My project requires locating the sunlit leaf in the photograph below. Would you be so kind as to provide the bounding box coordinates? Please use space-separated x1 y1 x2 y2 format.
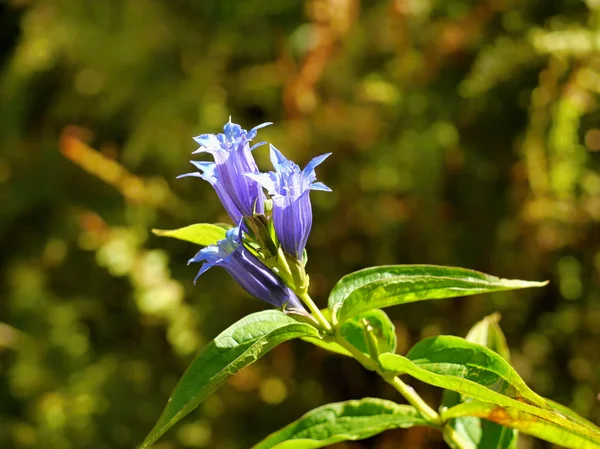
152 223 229 246
442 401 517 449
405 336 548 409
251 398 429 449
339 309 396 355
442 401 600 449
328 265 547 322
441 315 517 448
141 310 319 449
464 313 511 362
379 336 600 439
544 398 600 436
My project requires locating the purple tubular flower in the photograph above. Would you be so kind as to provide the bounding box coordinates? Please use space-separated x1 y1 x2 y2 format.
178 119 271 224
189 227 306 311
246 145 332 260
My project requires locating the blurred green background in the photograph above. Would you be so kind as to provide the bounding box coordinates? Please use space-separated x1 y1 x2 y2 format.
1 1 599 448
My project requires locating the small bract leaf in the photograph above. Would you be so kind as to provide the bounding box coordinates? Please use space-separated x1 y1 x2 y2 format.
464 313 511 362
141 310 319 449
152 223 228 246
303 309 396 358
327 265 547 322
339 309 396 356
442 401 600 449
251 398 429 449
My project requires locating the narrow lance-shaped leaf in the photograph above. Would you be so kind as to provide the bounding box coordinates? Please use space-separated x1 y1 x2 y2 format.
442 401 600 449
405 335 549 410
152 223 229 246
141 310 319 449
543 397 600 436
252 398 430 449
441 315 517 449
464 313 511 362
445 416 517 449
328 265 547 322
379 336 600 439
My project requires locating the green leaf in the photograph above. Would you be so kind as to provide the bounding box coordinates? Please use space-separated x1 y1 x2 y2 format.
152 223 229 246
441 315 517 448
405 335 549 410
251 398 430 449
339 309 396 355
442 401 600 449
444 414 481 449
442 401 517 449
477 421 518 449
141 310 319 449
379 336 600 439
328 265 547 322
303 309 396 358
544 398 600 436
464 313 511 362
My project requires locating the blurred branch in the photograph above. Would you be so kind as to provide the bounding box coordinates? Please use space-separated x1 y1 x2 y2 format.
523 57 565 198
284 0 358 117
0 322 26 352
59 126 188 217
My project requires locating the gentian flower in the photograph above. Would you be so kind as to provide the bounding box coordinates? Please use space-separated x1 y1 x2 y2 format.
178 119 271 224
246 145 331 260
189 227 306 312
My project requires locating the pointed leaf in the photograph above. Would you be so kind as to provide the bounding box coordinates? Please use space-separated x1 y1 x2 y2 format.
441 315 517 448
405 336 549 409
152 223 229 246
141 310 319 449
328 265 547 322
464 313 511 362
251 398 429 449
339 309 397 356
444 414 481 449
379 337 600 439
477 422 518 449
544 398 600 436
442 401 600 449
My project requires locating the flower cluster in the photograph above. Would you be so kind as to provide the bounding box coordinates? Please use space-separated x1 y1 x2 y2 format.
180 119 330 313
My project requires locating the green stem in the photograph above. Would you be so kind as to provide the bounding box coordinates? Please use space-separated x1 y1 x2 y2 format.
386 375 441 425
443 424 474 449
299 292 332 333
332 331 379 371
330 330 473 449
296 293 472 449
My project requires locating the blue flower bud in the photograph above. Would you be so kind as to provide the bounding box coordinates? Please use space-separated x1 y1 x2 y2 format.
246 145 331 260
189 227 306 312
179 118 271 224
